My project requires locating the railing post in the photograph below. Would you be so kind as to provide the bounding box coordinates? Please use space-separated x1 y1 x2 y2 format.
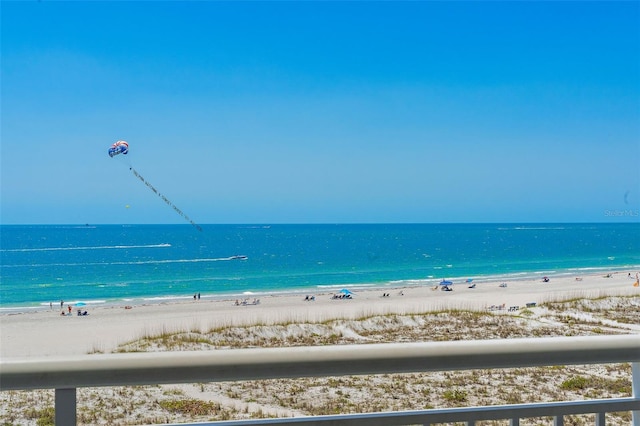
553 415 563 426
595 412 605 426
55 388 76 426
633 362 640 426
509 418 520 426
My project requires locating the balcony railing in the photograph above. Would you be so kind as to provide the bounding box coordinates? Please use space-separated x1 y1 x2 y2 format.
1 335 639 426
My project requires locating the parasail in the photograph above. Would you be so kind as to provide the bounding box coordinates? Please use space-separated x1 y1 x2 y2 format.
108 140 129 157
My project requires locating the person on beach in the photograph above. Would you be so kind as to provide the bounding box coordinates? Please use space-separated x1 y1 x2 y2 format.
60 300 64 309
68 305 72 314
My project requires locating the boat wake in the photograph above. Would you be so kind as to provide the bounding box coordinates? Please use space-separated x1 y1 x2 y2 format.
1 243 172 252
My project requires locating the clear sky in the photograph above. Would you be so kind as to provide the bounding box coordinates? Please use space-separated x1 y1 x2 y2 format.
2 1 639 225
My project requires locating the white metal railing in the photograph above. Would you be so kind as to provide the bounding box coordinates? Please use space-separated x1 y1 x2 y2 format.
1 335 639 426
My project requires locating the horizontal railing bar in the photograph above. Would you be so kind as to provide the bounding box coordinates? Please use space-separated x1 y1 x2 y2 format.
164 398 640 426
2 335 639 390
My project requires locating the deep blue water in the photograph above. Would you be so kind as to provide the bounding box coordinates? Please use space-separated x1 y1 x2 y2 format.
1 223 638 309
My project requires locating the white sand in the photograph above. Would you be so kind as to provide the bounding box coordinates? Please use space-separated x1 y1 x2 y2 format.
1 271 638 359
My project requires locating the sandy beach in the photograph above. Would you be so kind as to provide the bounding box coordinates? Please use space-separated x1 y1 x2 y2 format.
1 271 638 359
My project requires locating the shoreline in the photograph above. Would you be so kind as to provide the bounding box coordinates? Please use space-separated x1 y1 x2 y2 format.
1 270 638 359
0 266 637 314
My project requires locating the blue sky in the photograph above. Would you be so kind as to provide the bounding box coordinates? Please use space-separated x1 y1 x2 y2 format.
2 1 639 224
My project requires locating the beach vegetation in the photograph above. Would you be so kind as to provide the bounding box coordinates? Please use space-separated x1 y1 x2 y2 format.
87 345 104 354
162 387 184 396
504 391 523 405
23 406 54 426
158 398 222 416
611 411 632 423
443 388 468 403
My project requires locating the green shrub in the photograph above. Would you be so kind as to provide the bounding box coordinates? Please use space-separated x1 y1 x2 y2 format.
561 376 589 390
159 398 221 416
443 389 468 403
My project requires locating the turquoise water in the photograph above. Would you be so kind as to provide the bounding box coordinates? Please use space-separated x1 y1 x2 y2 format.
1 223 638 309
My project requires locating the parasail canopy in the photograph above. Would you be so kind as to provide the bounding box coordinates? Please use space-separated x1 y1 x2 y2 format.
108 140 129 157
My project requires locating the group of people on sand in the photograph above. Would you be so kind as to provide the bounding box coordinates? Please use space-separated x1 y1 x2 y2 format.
381 291 404 297
56 300 89 316
59 307 89 316
235 298 260 306
331 293 352 299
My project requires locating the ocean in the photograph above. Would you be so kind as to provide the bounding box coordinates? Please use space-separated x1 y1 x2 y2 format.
1 223 638 311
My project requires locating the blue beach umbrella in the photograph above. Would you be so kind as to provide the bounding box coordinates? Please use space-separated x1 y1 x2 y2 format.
339 289 353 295
440 280 453 286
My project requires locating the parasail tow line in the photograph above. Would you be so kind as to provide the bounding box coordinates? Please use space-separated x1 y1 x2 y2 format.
129 167 203 232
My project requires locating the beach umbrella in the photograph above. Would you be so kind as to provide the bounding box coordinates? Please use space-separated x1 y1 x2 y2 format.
440 280 453 286
339 289 353 295
466 278 474 283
